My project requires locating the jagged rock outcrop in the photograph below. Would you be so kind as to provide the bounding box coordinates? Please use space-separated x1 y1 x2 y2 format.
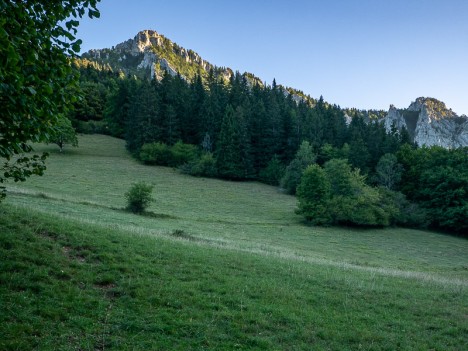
114 29 164 55
384 105 408 131
382 97 468 148
83 29 230 82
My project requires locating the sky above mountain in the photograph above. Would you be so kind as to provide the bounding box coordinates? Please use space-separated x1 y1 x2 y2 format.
76 0 468 115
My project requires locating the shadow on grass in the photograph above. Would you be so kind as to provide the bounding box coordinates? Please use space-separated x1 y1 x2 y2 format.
139 210 178 220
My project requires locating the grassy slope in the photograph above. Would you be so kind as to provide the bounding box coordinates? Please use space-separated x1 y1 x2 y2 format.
1 134 467 350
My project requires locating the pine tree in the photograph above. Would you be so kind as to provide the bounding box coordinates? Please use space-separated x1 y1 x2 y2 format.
348 136 371 174
125 80 160 154
264 87 283 157
216 105 253 180
105 78 133 138
164 104 181 145
248 94 269 171
191 74 206 143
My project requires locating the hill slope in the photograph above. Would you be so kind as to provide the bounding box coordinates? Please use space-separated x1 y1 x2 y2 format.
6 135 468 279
2 134 467 349
0 136 468 350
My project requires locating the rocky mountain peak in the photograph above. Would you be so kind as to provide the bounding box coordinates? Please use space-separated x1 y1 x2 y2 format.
83 29 231 81
81 29 316 105
383 97 468 148
408 97 458 121
116 29 164 55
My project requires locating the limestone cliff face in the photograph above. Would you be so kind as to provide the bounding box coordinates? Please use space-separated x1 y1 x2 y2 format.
384 105 408 131
382 97 468 148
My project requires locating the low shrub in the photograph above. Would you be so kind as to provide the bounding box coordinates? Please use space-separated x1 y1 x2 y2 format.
125 182 154 214
179 152 218 177
170 141 199 167
377 187 428 228
75 120 109 135
140 141 199 167
139 142 172 166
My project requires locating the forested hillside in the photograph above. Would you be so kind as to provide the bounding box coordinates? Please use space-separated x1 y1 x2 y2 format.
69 60 467 234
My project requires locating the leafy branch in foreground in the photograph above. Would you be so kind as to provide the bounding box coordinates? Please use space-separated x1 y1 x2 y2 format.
0 0 100 200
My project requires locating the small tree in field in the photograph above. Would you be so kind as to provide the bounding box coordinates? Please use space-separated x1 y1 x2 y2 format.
125 182 153 214
50 118 78 152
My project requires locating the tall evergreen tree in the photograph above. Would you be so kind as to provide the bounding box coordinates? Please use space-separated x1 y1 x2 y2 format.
216 105 253 180
125 80 160 153
191 74 206 143
164 104 181 145
247 86 269 172
348 136 371 174
105 77 133 138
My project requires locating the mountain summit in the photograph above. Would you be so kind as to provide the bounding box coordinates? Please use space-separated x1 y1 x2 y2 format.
81 29 310 103
383 97 468 148
83 29 249 83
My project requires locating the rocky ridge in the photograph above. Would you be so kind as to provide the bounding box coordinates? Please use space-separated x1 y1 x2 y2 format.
383 97 468 148
82 29 312 105
84 29 215 80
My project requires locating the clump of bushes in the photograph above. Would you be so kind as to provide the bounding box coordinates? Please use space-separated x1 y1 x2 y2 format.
296 159 427 228
179 152 218 178
139 142 172 166
281 141 316 194
125 181 154 214
139 141 198 167
75 120 109 135
139 141 219 178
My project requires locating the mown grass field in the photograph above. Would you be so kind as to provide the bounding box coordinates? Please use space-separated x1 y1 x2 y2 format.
1 134 467 350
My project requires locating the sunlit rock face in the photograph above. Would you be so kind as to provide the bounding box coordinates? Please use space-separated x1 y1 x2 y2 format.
383 97 468 148
84 30 226 80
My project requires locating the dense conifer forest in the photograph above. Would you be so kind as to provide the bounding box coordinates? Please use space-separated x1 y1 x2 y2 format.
69 61 467 234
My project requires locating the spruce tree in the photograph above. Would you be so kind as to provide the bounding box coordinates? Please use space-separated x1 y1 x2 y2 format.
216 105 252 180
125 80 160 154
105 78 132 138
349 136 371 174
191 74 206 143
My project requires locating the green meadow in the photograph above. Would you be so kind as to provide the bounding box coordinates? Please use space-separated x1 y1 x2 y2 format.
1 134 467 350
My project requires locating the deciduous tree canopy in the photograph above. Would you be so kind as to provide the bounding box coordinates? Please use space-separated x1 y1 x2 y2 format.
0 0 100 198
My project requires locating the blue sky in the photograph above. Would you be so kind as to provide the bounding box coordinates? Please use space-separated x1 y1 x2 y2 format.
76 0 468 114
